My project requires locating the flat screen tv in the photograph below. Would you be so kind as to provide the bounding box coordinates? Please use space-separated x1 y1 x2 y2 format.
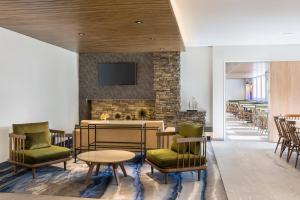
98 63 137 86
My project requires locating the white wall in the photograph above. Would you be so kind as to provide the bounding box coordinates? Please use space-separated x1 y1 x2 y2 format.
180 47 212 124
225 79 245 101
0 27 78 162
213 45 300 140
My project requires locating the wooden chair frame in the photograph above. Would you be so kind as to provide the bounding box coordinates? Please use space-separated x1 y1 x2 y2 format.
8 129 71 178
145 131 207 184
278 118 293 161
280 114 300 163
274 116 284 153
286 121 300 167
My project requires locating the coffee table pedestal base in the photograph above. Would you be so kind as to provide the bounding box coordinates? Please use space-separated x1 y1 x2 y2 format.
85 162 127 185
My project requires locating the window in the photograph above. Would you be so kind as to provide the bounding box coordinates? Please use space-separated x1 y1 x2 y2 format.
261 75 266 99
252 74 267 101
252 78 257 99
257 76 262 99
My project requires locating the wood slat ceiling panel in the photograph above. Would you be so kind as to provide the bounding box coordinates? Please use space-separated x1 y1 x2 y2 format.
0 0 184 52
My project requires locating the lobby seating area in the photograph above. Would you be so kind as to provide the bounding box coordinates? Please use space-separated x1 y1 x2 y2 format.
2 120 213 199
2 1 300 200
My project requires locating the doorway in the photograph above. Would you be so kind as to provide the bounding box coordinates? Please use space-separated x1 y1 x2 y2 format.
225 62 269 141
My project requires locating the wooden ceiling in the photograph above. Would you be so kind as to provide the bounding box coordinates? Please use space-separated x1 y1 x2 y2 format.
0 0 184 53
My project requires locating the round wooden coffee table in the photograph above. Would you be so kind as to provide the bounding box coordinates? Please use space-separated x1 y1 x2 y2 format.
78 150 135 185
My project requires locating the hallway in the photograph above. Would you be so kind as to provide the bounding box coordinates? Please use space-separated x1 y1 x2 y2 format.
225 113 268 142
212 113 300 200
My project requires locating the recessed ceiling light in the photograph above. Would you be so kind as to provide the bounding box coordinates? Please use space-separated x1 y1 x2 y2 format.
135 20 143 24
78 33 85 36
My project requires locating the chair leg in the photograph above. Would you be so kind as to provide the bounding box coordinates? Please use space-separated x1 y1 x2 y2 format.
164 173 168 184
197 170 201 181
274 137 281 153
287 145 293 162
288 146 294 162
32 168 36 179
280 142 286 158
295 148 300 168
64 161 67 171
151 166 154 175
13 165 17 174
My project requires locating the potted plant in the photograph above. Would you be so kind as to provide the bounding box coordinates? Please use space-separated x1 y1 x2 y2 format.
114 112 122 120
100 112 110 120
138 108 149 120
125 114 132 120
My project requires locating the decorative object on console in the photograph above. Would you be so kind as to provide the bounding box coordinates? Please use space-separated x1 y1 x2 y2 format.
125 114 132 120
138 108 149 120
188 96 199 111
114 112 122 120
100 112 110 120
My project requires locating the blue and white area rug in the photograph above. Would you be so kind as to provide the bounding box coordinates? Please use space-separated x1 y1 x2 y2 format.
0 143 226 200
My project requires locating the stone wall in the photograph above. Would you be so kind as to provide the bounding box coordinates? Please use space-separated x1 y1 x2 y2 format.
79 51 206 127
153 52 181 126
91 99 155 120
79 53 155 120
176 110 206 126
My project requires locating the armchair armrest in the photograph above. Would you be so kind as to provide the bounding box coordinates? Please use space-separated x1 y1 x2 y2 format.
156 131 178 136
49 129 66 147
9 133 26 163
49 129 65 134
156 131 178 149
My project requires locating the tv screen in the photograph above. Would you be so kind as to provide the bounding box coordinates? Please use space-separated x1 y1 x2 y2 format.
98 63 137 86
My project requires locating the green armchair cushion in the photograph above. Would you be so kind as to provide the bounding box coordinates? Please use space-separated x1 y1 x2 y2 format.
25 132 51 150
171 134 188 153
13 122 51 147
146 149 206 169
179 123 203 137
19 145 71 164
179 123 203 155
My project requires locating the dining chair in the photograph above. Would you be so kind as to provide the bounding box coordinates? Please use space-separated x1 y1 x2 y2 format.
286 121 300 167
274 116 284 153
278 118 292 161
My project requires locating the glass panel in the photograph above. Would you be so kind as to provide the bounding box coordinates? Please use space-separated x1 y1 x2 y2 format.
252 78 257 99
261 75 266 99
257 76 262 99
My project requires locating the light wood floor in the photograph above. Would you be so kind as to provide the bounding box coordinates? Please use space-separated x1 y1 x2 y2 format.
212 114 300 200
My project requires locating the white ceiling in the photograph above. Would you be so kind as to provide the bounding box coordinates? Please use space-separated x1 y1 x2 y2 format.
171 0 300 46
226 62 269 79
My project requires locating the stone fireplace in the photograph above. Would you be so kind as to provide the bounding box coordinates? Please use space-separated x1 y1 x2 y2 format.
79 52 206 127
90 99 155 120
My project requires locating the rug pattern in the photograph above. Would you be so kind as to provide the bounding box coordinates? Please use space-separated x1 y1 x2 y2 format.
0 145 219 200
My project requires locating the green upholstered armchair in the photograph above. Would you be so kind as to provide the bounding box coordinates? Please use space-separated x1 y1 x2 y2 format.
145 123 207 184
9 122 71 178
